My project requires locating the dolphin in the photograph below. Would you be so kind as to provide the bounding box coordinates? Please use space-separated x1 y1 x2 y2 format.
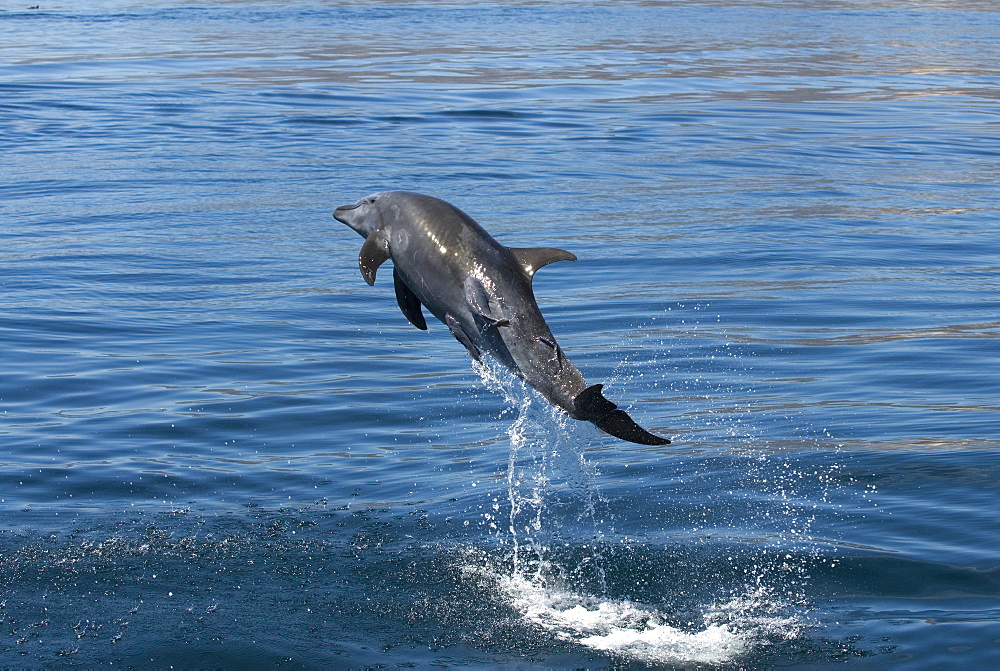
333 191 670 446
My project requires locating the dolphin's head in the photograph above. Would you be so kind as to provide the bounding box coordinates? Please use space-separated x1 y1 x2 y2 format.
333 192 385 238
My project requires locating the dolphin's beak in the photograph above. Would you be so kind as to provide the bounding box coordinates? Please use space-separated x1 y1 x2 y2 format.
332 202 359 224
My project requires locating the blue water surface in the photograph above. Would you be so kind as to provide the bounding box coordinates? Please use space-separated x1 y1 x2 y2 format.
2 1 998 667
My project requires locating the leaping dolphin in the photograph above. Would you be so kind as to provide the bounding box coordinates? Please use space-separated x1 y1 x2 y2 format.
333 191 670 446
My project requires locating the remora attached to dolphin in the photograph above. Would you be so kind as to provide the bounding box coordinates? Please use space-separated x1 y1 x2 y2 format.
333 191 670 446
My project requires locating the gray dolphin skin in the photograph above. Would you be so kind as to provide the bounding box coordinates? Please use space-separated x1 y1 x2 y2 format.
333 191 670 446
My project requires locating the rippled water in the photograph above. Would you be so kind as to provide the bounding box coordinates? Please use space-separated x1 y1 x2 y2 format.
2 1 999 667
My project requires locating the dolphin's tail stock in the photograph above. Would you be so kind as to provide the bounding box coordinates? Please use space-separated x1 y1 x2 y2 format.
573 384 670 446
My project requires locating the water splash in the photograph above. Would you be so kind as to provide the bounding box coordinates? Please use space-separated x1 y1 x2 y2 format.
473 358 603 580
468 358 806 665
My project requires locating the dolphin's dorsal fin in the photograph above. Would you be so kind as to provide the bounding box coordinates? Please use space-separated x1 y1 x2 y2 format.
509 247 577 279
359 228 391 285
393 268 427 330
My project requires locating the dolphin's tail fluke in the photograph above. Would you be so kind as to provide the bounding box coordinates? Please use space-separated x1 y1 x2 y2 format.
573 384 670 446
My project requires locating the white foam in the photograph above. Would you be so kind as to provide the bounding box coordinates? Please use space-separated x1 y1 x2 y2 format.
579 624 744 665
495 571 798 665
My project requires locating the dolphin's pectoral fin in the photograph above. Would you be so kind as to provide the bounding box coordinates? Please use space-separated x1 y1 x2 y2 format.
509 247 577 280
574 384 671 446
358 228 391 286
464 277 509 331
393 269 427 330
445 314 481 361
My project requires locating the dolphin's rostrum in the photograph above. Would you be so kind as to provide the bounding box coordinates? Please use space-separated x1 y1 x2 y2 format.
333 191 670 446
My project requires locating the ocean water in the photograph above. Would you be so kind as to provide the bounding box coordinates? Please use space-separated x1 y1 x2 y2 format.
2 0 998 667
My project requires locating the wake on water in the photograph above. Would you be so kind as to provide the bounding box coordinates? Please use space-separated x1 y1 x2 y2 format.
463 359 808 666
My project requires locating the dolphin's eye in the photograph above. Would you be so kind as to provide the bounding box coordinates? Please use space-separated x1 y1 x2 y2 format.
367 197 377 204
